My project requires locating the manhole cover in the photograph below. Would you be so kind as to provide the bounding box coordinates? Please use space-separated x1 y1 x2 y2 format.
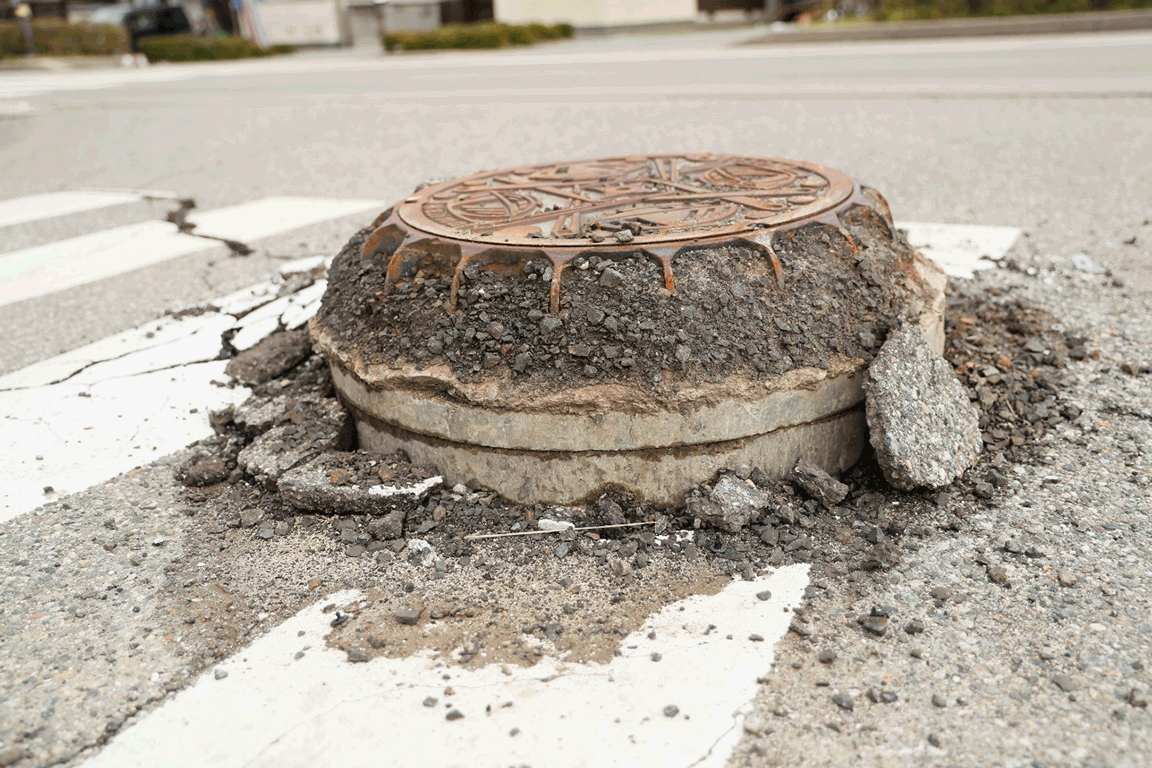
397 154 854 247
312 154 946 505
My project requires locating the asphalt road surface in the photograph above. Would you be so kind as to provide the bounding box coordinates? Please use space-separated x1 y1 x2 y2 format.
1 27 1150 768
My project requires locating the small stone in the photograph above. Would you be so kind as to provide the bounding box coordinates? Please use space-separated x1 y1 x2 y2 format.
599 267 625 287
987 565 1009 585
240 508 264 528
699 476 770 533
818 649 837 664
858 614 888 636
790 456 849 507
651 652 662 662
931 693 947 708
175 452 230 487
225 329 312 385
663 704 680 718
789 619 812 638
1052 674 1078 692
928 733 942 748
743 714 769 735
446 709 464 721
864 323 982 489
423 696 438 707
214 668 229 680
749 633 765 642
347 646 371 663
831 693 854 711
756 589 772 601
1057 570 1078 587
394 608 422 626
929 586 953 602
609 557 631 576
1127 688 1147 708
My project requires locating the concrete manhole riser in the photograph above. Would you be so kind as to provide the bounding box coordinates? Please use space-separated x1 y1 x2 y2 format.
312 153 946 505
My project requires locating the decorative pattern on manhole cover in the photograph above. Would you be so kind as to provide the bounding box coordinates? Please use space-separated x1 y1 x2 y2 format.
396 154 855 247
360 153 891 313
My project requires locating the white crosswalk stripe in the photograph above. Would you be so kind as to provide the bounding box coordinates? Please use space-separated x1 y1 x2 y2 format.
0 190 143 228
0 191 385 521
0 196 382 309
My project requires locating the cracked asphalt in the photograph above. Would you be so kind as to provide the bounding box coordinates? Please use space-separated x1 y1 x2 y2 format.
1 27 1150 767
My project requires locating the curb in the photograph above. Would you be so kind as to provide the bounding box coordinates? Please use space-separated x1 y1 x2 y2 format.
742 9 1152 45
0 55 123 72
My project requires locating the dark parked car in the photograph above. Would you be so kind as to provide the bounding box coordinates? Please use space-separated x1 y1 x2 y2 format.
123 5 192 51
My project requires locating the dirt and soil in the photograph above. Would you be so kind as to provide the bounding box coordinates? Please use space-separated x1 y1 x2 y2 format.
314 204 932 394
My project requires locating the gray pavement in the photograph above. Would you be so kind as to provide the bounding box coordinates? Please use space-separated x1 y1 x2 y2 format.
1 28 1150 768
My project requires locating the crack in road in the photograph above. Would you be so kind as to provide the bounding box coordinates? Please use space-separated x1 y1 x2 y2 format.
0 330 225 392
162 196 254 257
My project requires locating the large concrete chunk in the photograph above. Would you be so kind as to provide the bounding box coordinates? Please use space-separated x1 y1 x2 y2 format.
791 456 849 508
237 398 354 484
278 451 442 531
697 475 771 533
865 324 982 490
225 329 311 386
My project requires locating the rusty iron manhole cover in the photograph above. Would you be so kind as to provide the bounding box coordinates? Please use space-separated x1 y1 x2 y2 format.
312 153 944 506
362 154 884 313
397 154 855 246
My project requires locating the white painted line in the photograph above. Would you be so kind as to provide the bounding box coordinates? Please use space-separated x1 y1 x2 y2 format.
368 475 442 499
187 197 384 243
897 221 1021 279
229 279 326 351
0 190 143 228
213 281 281 316
0 312 234 391
84 566 808 768
0 348 249 523
0 221 215 309
0 197 379 309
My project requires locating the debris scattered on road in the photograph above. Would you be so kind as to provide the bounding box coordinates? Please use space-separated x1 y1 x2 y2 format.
790 457 849 507
224 329 312 386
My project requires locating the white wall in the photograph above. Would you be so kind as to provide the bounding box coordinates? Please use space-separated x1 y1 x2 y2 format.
258 0 344 45
383 2 441 32
494 0 698 28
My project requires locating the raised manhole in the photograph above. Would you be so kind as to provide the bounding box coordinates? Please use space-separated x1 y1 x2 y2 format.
311 153 945 505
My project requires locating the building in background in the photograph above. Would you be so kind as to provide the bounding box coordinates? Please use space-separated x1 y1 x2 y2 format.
258 0 344 45
494 0 697 29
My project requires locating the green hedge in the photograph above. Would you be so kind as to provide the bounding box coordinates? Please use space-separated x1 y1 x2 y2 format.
872 0 1152 21
137 35 295 62
384 22 573 52
0 20 128 58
